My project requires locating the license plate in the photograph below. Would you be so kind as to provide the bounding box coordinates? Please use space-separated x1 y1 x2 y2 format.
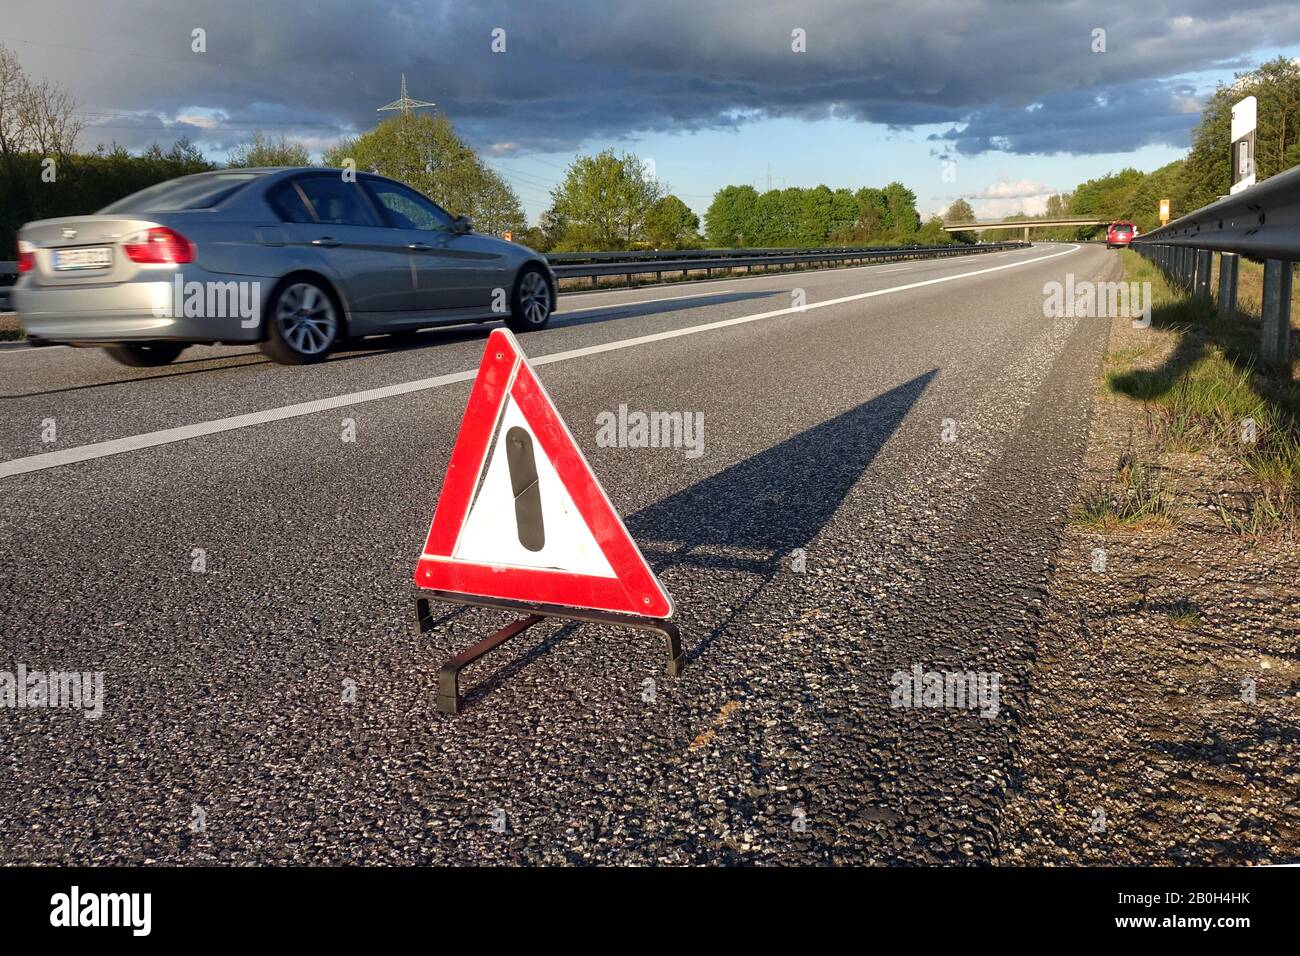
53 247 112 271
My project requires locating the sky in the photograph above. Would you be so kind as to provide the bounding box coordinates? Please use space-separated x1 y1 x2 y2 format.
5 0 1300 224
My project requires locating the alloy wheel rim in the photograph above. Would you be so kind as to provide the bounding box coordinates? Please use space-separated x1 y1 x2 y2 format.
519 271 551 325
275 283 337 355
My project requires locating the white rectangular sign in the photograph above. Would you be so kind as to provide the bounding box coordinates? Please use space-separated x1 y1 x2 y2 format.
1230 95 1257 195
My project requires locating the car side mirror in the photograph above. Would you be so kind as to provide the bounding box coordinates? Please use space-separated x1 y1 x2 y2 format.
451 215 472 235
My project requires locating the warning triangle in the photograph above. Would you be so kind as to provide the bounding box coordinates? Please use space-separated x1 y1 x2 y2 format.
414 329 674 619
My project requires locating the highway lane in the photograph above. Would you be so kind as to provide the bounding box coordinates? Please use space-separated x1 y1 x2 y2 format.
0 242 1114 863
0 243 1054 462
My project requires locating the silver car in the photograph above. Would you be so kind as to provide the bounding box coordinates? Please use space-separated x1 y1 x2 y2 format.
13 168 557 366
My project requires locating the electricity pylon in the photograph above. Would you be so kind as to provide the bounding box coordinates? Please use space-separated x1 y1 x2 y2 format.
377 75 437 117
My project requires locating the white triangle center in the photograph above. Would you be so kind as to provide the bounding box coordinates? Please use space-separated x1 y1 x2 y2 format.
451 394 617 578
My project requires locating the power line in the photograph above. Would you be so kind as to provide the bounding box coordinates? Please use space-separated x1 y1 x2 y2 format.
487 164 557 191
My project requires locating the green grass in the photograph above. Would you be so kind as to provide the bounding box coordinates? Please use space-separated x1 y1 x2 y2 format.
1164 599 1202 630
1106 251 1300 526
1216 490 1296 539
1071 447 1178 530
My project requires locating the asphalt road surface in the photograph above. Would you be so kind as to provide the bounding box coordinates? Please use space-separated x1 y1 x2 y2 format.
1 242 1115 864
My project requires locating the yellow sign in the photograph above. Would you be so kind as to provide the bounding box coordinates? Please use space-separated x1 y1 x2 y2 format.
1158 199 1170 225
503 231 514 242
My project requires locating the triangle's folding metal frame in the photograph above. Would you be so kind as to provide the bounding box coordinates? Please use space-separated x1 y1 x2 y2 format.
413 590 685 715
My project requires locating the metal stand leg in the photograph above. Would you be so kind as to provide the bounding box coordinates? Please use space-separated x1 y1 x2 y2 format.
435 614 544 714
414 591 686 714
658 620 685 677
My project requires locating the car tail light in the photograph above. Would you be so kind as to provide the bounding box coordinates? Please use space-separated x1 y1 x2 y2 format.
123 227 194 264
16 240 34 273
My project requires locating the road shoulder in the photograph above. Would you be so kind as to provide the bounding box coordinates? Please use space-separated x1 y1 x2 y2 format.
1001 255 1300 865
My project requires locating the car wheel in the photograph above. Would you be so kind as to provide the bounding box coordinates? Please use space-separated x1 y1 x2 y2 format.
260 278 340 365
505 266 553 333
104 342 186 367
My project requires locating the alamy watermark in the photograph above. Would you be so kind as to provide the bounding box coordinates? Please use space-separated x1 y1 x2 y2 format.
596 404 704 459
1043 275 1151 327
889 664 1000 718
1 664 104 720
50 886 150 936
151 274 261 328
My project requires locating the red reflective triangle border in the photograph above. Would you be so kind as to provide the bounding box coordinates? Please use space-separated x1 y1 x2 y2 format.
414 328 673 619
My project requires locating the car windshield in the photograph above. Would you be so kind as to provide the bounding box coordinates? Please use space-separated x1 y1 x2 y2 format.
99 173 261 213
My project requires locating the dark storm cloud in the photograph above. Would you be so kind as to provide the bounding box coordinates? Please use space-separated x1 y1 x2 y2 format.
933 79 1206 155
4 0 1297 155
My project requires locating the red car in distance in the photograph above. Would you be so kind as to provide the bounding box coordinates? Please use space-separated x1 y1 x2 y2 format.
1106 220 1138 248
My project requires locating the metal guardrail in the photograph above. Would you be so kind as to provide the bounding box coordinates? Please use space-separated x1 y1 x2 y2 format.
1132 165 1300 367
547 243 966 263
545 241 1030 285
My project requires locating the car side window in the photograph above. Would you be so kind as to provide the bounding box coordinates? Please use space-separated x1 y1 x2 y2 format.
295 177 379 227
366 179 454 232
267 182 315 223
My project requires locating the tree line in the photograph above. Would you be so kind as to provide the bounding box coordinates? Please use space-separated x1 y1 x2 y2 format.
702 181 949 248
527 157 961 252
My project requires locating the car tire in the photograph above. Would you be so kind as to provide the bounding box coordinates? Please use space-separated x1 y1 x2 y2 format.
505 265 554 333
104 342 186 367
260 278 341 365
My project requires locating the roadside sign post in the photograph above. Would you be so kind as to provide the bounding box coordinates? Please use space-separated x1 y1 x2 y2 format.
1230 96 1257 195
1159 198 1170 226
412 328 683 714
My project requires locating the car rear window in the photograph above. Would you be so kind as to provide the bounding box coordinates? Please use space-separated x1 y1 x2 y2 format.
1112 223 1134 234
267 181 315 223
294 177 378 226
99 173 261 213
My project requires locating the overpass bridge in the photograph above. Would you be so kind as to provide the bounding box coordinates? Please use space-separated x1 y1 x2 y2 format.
943 218 1108 241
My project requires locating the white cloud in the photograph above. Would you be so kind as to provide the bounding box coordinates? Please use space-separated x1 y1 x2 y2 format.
958 179 1058 218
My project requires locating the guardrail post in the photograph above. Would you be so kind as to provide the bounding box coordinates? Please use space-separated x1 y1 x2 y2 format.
1260 259 1293 368
1217 253 1239 316
1194 249 1213 298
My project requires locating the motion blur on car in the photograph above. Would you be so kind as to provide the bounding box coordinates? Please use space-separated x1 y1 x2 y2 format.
12 168 557 366
1106 220 1138 249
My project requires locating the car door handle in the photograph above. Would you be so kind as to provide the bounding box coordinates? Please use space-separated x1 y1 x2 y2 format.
311 237 340 247
407 242 431 251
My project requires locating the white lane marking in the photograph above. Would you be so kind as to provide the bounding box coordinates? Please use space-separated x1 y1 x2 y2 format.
0 244 1082 478
0 344 69 357
558 289 736 315
875 267 911 274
